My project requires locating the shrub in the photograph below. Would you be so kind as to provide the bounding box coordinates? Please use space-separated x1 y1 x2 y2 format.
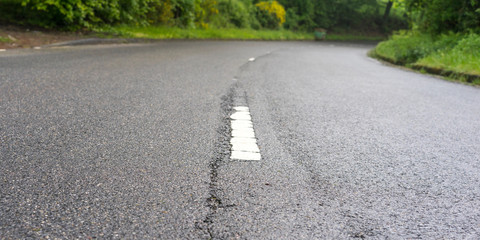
146 0 175 25
194 0 219 29
283 8 299 30
213 0 251 28
171 0 195 28
255 1 285 29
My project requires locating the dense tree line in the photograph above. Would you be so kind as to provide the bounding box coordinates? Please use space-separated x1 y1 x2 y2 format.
1 0 478 34
398 0 480 33
0 0 408 33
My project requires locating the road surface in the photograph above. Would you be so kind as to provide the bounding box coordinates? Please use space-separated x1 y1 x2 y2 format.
1 41 480 239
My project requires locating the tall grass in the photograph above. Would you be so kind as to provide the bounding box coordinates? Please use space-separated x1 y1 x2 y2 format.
417 33 480 75
374 31 480 78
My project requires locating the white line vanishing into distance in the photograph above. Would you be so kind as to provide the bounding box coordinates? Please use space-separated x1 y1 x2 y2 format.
230 106 261 161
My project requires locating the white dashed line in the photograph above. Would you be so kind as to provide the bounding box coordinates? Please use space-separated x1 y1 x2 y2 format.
234 106 249 111
230 106 261 161
232 142 260 152
231 151 261 161
248 58 256 62
231 121 253 129
230 112 252 121
230 137 257 144
232 129 255 138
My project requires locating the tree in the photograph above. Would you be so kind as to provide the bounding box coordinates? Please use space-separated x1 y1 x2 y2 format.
383 0 394 22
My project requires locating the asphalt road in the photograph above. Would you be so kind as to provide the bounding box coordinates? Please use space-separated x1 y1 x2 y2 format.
1 41 479 239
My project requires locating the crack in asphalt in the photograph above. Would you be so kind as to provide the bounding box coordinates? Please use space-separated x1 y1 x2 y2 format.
196 84 236 239
197 54 270 239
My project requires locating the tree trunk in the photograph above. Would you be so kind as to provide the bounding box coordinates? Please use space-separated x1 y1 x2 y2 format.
383 0 394 22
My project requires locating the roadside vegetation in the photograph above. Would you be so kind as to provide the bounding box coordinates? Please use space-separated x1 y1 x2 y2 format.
0 36 13 43
0 0 405 41
371 0 480 84
101 25 385 41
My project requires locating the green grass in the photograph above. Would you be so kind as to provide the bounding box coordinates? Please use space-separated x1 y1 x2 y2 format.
0 36 12 43
373 31 480 82
98 25 385 42
101 25 313 40
326 33 385 41
416 33 480 76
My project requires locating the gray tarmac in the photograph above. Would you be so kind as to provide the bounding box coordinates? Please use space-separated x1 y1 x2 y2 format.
1 41 479 239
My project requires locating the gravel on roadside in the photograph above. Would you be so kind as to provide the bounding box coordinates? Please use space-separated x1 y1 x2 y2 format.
0 25 88 50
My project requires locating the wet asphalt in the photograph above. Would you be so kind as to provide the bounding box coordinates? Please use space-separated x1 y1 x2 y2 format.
1 41 479 239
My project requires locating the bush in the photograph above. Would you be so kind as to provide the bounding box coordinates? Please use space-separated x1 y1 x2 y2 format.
283 8 299 30
213 0 251 28
194 0 218 29
16 0 155 30
146 0 175 25
255 1 285 29
171 0 195 28
3 0 199 30
406 0 480 34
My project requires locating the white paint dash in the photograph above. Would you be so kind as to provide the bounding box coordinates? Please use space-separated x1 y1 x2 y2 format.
230 105 261 161
232 129 255 138
233 106 249 112
230 137 257 144
231 121 253 129
231 151 261 161
230 112 251 121
232 142 260 152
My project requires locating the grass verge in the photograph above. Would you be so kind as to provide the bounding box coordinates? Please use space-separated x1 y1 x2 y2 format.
100 25 313 40
0 36 12 43
372 31 480 85
97 25 386 42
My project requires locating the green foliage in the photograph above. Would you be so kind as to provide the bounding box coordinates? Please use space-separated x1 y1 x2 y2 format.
17 0 149 29
283 8 299 30
145 0 175 25
214 0 252 28
255 1 286 29
402 0 480 33
277 0 315 30
375 31 480 76
0 36 13 43
194 0 218 28
171 0 195 28
375 31 460 64
1 0 410 34
417 33 480 75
